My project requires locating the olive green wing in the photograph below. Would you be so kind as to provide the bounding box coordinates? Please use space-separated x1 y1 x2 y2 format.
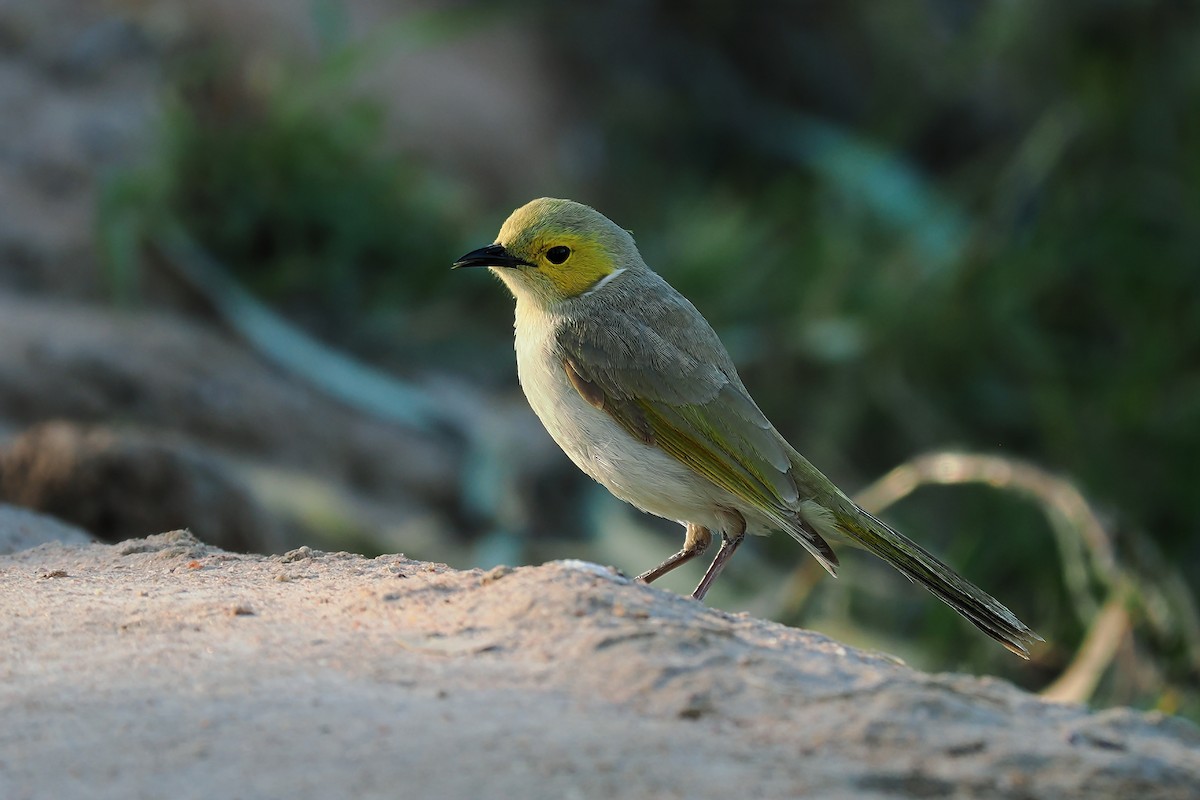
557 288 839 574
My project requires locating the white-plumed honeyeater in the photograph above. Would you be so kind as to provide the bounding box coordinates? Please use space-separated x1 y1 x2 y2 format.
454 197 1041 658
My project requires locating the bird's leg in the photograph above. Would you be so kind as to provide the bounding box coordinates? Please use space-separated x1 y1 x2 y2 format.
691 510 748 601
690 533 746 601
636 523 712 584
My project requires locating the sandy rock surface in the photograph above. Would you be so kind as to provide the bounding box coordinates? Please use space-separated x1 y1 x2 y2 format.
2 527 1197 800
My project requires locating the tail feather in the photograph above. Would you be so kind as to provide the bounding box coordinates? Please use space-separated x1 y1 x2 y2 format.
833 504 1043 659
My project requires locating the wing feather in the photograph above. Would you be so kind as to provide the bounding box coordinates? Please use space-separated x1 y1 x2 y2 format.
556 280 836 572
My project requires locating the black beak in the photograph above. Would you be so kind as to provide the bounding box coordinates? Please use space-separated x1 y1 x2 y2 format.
451 243 532 270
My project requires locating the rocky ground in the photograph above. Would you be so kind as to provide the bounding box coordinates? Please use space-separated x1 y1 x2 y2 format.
2 518 1198 800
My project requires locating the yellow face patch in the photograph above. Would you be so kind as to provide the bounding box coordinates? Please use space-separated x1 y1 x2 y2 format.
519 232 618 299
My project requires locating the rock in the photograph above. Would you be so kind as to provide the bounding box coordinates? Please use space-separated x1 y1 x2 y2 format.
0 533 1196 799
0 294 459 504
0 421 279 552
0 502 92 554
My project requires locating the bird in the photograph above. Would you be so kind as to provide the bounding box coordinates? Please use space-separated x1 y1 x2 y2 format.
453 197 1042 658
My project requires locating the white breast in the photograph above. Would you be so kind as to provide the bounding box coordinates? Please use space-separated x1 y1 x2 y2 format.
512 300 732 531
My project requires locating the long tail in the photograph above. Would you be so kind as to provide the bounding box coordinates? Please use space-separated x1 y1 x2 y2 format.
830 501 1043 658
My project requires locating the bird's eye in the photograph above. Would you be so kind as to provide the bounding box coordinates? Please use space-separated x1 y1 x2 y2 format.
546 246 571 265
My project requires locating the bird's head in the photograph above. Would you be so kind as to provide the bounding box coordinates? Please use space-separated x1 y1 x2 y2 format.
453 198 640 307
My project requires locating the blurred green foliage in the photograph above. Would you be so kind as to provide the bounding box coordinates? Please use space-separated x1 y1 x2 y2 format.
101 0 1200 715
100 3 509 371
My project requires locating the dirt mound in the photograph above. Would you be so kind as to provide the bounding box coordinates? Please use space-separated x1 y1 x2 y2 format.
2 528 1196 800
